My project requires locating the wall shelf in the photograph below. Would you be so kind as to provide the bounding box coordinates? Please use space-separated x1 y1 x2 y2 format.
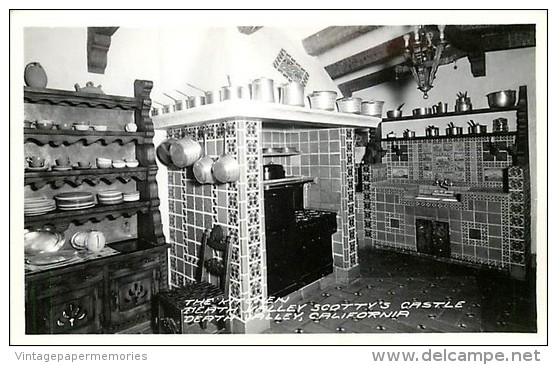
381 105 519 123
153 99 381 130
24 167 151 188
24 129 148 146
24 200 151 229
381 131 517 142
262 152 301 157
24 86 138 110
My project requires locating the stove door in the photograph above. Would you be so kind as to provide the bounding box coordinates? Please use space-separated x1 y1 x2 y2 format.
264 186 295 232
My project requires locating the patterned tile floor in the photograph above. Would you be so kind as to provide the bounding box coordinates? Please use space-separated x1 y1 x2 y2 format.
263 248 537 334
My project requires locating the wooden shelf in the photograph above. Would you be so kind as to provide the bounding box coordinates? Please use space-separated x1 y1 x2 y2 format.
24 86 139 110
381 106 519 123
24 129 147 146
24 167 152 188
381 131 517 142
262 152 301 157
24 201 151 229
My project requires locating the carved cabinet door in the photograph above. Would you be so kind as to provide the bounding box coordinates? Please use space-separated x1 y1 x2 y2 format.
26 284 102 334
107 260 160 332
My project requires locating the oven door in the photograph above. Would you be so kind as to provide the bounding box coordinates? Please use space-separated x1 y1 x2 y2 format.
264 186 295 232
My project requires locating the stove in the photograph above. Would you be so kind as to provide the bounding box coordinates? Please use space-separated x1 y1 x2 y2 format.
295 209 337 226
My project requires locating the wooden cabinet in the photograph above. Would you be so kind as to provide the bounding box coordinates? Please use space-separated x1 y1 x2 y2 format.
26 267 104 334
23 81 167 334
106 253 162 333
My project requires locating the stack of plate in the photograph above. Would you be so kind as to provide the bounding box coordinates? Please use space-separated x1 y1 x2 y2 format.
54 192 95 210
123 191 140 202
24 197 56 216
97 190 123 205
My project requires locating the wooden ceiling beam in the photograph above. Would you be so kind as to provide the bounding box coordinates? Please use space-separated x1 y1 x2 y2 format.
325 34 405 80
302 26 381 56
337 65 400 97
237 26 263 35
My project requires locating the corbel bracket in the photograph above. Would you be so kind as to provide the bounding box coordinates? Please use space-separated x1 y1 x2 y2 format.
87 27 119 74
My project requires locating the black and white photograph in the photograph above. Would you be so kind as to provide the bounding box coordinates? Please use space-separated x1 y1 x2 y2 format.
9 8 548 354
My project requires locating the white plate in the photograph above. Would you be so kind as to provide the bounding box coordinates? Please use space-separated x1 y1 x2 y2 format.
122 197 140 202
99 199 123 205
26 166 49 172
54 192 94 201
52 166 72 171
25 201 56 208
25 206 56 213
57 202 96 210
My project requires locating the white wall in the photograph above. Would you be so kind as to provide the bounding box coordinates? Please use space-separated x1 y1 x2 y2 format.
354 47 539 253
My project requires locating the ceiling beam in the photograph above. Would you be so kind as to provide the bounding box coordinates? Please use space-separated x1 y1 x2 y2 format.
325 34 406 80
338 65 400 97
237 26 263 35
302 26 381 56
338 48 469 96
332 24 536 93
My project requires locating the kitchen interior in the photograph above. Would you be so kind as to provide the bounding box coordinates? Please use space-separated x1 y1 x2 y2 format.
15 12 545 341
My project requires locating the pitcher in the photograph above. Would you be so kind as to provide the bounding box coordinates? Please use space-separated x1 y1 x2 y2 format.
278 82 305 107
251 77 275 102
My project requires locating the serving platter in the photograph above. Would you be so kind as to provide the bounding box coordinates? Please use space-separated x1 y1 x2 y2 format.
25 250 79 266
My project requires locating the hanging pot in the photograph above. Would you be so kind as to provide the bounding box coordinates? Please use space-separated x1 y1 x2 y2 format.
24 62 48 88
193 129 216 184
169 135 202 168
212 126 240 183
156 138 178 167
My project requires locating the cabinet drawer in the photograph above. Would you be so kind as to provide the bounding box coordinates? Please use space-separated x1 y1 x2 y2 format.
26 283 102 334
108 254 160 277
26 267 103 299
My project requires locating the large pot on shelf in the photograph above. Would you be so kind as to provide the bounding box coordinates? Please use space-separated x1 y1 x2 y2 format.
263 163 285 180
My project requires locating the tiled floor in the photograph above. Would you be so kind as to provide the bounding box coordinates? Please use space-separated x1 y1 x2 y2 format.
263 248 537 334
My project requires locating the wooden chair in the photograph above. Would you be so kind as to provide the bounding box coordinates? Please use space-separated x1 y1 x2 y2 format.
156 225 232 334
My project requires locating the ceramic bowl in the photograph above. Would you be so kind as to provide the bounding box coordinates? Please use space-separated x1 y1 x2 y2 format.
93 125 108 131
74 123 91 131
57 121 73 130
36 120 55 130
125 123 138 132
125 160 139 168
97 161 112 169
112 160 126 168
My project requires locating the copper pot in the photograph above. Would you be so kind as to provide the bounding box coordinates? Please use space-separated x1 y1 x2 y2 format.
169 135 202 168
193 131 216 184
212 127 239 183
